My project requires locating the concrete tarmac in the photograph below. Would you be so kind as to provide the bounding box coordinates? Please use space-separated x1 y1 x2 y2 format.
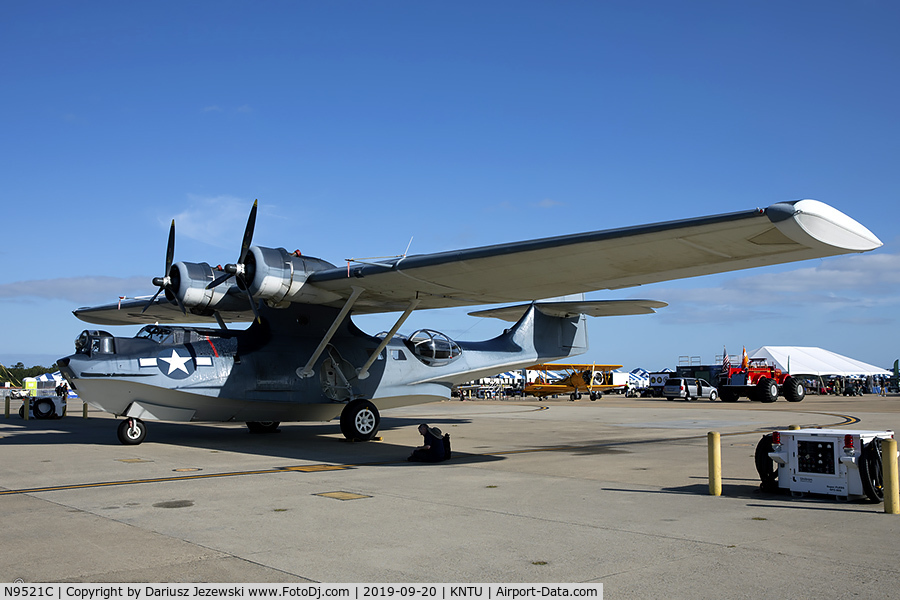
2 394 900 597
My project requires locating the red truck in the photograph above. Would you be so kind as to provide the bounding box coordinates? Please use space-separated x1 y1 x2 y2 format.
718 358 805 403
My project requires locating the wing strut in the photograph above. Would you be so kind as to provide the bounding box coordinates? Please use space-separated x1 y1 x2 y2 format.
356 298 421 380
297 286 365 379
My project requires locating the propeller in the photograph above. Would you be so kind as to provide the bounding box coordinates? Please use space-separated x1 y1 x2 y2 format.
207 200 261 321
143 220 186 315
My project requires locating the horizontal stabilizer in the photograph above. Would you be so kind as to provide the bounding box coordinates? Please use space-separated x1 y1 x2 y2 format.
468 299 668 323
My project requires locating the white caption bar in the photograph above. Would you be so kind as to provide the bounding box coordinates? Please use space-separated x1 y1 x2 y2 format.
2 584 602 600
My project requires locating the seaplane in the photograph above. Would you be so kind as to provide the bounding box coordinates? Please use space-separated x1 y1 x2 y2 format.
56 199 881 444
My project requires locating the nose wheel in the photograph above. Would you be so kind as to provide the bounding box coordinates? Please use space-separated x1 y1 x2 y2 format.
117 418 147 445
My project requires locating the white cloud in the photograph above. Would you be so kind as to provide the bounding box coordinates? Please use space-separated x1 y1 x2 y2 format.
0 276 149 305
172 195 257 248
535 198 564 209
727 253 900 295
631 251 900 325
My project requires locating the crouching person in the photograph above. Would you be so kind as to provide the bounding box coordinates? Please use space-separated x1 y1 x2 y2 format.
408 423 450 462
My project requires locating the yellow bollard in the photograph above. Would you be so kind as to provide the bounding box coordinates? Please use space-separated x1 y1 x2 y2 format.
4 396 8 418
24 397 29 420
708 431 722 496
83 401 88 419
883 438 899 515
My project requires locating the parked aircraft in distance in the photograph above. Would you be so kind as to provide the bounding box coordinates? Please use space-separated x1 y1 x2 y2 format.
57 199 882 444
525 363 623 401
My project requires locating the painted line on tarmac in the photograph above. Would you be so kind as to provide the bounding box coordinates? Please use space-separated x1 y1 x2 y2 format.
0 411 859 496
0 467 301 496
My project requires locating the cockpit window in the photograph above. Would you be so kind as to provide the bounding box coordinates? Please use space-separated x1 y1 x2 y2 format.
403 329 462 367
74 330 115 355
135 325 175 344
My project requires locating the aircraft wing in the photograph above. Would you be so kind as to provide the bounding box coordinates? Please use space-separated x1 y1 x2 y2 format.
74 296 257 327
74 199 881 326
307 199 882 314
528 364 624 371
469 300 667 322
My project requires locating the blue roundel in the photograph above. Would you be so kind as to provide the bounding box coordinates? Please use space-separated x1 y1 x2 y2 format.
157 349 195 379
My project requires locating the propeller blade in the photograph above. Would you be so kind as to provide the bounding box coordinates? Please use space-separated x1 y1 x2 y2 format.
238 199 258 264
143 219 186 315
172 290 186 315
141 287 163 314
206 270 233 290
243 286 261 323
143 220 177 314
164 219 175 272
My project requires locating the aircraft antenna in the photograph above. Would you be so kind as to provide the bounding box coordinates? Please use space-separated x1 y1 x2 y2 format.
345 236 415 274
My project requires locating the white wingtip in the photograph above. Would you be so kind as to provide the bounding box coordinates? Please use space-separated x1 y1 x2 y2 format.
768 199 882 253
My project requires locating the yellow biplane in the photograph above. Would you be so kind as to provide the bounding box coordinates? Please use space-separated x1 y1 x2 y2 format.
524 363 624 401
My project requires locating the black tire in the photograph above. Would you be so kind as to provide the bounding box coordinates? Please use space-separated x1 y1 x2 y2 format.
755 434 780 491
708 390 718 402
720 389 739 402
755 378 778 403
117 418 147 445
783 377 806 402
18 405 25 418
340 399 380 441
246 421 281 434
858 438 884 502
33 398 55 419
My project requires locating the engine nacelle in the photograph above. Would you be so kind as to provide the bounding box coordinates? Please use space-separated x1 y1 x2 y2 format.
167 261 229 311
245 246 338 305
163 249 340 314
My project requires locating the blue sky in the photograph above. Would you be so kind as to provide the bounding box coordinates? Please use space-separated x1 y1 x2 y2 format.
2 1 898 373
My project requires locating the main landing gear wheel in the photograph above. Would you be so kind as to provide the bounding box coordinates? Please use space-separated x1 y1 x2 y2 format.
117 418 147 445
246 421 281 434
340 399 380 441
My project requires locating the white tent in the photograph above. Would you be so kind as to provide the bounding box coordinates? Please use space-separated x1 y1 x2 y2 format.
749 346 890 377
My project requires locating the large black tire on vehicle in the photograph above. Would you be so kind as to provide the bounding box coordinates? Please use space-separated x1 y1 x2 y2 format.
755 434 780 492
858 438 885 502
33 398 55 419
340 399 380 441
719 389 739 402
783 376 806 402
755 377 779 403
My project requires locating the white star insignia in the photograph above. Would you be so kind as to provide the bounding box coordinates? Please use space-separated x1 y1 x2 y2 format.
158 350 192 375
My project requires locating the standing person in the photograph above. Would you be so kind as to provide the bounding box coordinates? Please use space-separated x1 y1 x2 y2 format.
408 423 447 462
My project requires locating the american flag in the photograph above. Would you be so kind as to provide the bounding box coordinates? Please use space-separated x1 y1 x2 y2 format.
722 347 731 370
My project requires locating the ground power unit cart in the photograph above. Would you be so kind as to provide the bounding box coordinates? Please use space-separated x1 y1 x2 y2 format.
756 428 895 501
